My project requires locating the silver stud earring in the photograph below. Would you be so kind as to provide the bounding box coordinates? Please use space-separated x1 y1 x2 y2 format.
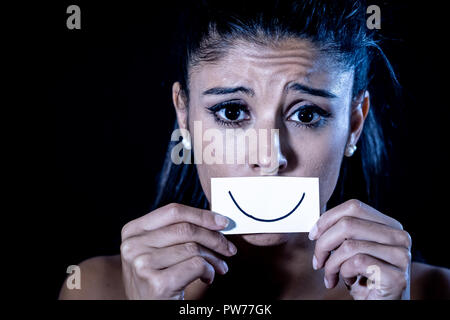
345 144 357 157
182 136 191 150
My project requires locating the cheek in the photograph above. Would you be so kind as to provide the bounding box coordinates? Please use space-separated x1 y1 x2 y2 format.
196 162 248 205
188 106 241 205
288 124 348 209
196 164 212 204
188 97 350 208
316 138 345 209
188 109 213 204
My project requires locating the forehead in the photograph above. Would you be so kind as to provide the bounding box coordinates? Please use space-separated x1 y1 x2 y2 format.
189 38 353 97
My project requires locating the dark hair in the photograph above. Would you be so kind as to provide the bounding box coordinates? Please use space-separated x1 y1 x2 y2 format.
152 0 400 212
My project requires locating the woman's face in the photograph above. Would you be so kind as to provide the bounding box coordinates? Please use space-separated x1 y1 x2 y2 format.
173 38 368 246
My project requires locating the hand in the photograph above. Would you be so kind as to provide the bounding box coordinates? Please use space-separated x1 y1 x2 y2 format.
120 203 237 299
309 199 412 300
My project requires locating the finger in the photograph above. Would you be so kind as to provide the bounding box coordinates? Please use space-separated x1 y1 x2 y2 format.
314 217 411 269
122 203 230 240
323 239 411 289
124 222 237 257
161 256 216 290
131 255 216 298
136 242 229 275
309 199 403 241
338 253 408 297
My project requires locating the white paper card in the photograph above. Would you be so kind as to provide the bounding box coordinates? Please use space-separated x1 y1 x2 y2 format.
211 176 320 234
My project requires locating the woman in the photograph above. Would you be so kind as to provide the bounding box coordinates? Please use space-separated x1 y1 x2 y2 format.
59 0 450 299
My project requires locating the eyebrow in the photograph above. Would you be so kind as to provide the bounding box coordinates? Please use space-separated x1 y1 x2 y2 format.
288 82 337 99
202 86 255 97
202 83 337 99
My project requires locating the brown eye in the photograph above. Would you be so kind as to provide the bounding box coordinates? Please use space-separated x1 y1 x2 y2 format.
224 104 243 121
287 105 331 128
289 107 320 124
214 103 250 122
298 109 315 123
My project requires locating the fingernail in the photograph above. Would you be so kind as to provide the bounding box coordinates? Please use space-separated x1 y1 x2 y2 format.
309 224 318 240
312 255 318 270
324 277 330 289
228 241 237 255
222 261 229 274
215 214 229 228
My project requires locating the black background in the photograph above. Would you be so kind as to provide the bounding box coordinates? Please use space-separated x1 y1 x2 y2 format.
30 1 450 299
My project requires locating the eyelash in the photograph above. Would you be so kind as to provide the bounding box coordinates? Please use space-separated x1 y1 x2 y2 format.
207 101 250 128
206 101 332 128
288 105 332 129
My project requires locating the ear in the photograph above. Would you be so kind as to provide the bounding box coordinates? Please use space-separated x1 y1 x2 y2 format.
348 90 370 146
172 82 189 131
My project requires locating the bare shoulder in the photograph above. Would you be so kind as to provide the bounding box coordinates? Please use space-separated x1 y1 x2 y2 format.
410 261 450 299
58 254 126 300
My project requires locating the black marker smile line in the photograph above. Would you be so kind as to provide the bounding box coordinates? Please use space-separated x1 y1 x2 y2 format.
228 191 306 222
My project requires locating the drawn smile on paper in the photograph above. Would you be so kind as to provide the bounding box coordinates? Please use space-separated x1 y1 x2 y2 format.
228 191 306 222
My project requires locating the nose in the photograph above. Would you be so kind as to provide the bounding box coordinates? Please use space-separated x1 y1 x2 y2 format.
250 129 288 175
